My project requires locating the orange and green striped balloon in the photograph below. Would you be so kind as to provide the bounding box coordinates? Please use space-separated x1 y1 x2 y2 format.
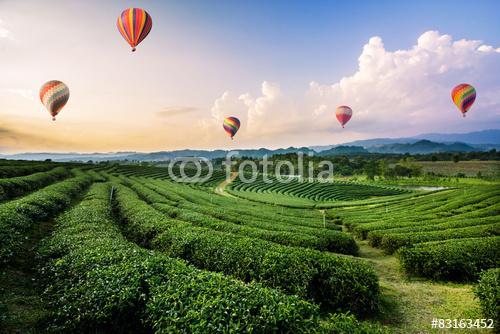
117 8 152 52
223 117 240 140
451 83 476 117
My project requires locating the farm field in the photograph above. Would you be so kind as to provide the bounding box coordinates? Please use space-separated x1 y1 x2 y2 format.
228 176 410 207
0 160 498 333
418 160 500 177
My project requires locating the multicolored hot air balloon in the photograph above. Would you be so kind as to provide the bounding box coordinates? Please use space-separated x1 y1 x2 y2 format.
335 106 352 128
117 8 153 52
223 117 240 140
451 83 476 117
39 80 70 121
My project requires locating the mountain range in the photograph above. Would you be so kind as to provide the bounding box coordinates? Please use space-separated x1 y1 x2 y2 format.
1 129 498 162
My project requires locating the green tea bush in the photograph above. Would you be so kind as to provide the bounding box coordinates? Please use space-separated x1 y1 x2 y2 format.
0 167 69 200
129 180 351 252
321 313 390 333
114 184 380 314
230 177 407 202
39 183 320 333
398 237 500 281
0 163 56 178
0 174 91 264
379 224 499 254
474 268 499 325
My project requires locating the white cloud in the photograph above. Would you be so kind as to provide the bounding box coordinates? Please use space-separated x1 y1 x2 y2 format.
0 19 13 40
4 89 35 100
205 31 500 146
307 31 500 136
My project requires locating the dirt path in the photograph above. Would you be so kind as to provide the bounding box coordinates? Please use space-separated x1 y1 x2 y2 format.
354 239 485 333
214 172 238 197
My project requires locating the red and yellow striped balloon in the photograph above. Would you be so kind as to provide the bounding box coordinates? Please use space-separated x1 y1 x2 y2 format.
223 117 240 140
117 8 153 52
451 83 476 117
335 106 352 128
39 80 70 121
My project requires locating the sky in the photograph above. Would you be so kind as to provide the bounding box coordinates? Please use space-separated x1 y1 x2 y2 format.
0 0 499 153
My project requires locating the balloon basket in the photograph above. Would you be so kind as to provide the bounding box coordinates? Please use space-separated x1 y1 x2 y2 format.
132 48 136 52
52 117 56 121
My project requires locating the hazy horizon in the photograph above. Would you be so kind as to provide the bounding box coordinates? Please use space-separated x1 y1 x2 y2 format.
1 0 499 153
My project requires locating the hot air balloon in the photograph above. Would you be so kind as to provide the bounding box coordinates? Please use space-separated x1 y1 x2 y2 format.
117 8 153 52
223 117 240 140
335 106 352 128
39 80 70 121
451 83 476 117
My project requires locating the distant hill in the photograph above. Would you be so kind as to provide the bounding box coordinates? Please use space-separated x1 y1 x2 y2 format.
318 146 368 156
0 147 314 162
1 129 497 162
311 129 500 152
368 140 476 154
412 129 500 144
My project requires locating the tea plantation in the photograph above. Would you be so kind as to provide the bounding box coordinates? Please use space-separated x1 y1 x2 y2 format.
0 159 498 333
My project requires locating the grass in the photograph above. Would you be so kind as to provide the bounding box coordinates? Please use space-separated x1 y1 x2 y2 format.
355 240 487 333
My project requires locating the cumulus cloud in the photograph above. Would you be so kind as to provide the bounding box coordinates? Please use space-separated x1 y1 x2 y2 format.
307 31 500 135
207 31 500 145
210 82 310 143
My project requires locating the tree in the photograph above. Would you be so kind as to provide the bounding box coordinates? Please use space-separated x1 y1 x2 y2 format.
364 160 379 180
453 154 460 163
431 155 438 162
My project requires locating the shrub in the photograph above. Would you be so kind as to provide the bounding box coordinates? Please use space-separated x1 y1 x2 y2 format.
0 174 91 264
474 268 499 325
321 313 390 333
0 164 55 178
128 179 356 254
379 224 499 254
39 182 320 333
397 237 500 281
0 167 69 200
114 184 379 315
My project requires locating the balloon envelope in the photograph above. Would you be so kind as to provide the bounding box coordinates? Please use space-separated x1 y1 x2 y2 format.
223 117 240 139
335 106 352 128
117 8 153 52
39 80 70 121
451 83 476 117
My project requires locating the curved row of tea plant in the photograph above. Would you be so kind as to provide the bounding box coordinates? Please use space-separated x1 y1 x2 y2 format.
0 167 69 201
139 177 334 229
124 179 353 253
39 182 320 333
0 172 91 265
113 184 380 314
230 176 408 202
0 163 57 178
397 236 500 281
332 184 500 280
111 164 227 187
